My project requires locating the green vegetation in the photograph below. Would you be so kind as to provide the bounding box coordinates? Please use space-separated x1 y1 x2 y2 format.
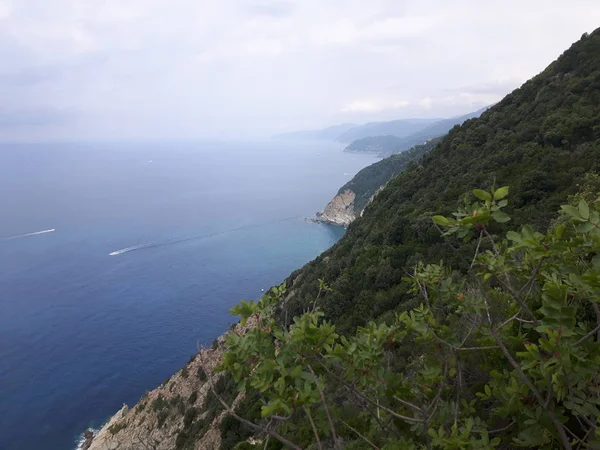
344 135 405 154
219 187 600 448
339 138 441 213
108 421 127 435
343 107 487 156
337 118 440 143
205 29 600 449
175 406 204 450
120 29 600 450
286 29 600 334
151 395 168 412
151 395 170 428
176 373 239 449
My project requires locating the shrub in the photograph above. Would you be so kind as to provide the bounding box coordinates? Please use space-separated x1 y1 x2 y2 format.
220 189 600 449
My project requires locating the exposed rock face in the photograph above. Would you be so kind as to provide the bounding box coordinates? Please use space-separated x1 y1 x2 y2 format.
86 318 258 450
81 430 94 450
314 189 356 227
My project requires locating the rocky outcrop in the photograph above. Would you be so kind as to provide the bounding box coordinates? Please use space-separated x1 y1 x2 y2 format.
81 430 94 450
86 318 258 450
313 189 356 227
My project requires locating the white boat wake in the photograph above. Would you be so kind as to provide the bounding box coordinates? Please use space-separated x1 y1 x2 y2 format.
108 216 302 257
1 229 55 241
109 243 155 256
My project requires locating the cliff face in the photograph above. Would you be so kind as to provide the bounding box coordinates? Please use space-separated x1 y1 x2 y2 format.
86 319 258 450
314 189 356 226
314 138 442 227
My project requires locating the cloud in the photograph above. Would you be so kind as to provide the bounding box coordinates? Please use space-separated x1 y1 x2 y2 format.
0 1 599 139
247 1 294 18
342 100 410 113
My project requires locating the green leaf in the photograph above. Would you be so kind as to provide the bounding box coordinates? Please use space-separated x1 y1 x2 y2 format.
491 211 511 223
576 222 595 233
493 186 509 200
579 199 590 220
432 215 450 226
473 189 492 201
561 204 582 219
466 417 474 431
506 231 522 242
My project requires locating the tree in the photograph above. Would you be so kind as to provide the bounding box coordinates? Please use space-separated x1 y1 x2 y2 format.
217 187 600 449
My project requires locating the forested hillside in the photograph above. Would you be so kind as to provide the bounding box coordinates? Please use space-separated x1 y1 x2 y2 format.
284 29 600 332
339 138 441 213
343 107 487 156
344 135 405 154
336 118 439 143
88 29 600 450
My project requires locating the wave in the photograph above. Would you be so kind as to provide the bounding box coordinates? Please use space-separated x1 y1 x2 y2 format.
1 228 55 241
74 428 98 450
108 216 301 256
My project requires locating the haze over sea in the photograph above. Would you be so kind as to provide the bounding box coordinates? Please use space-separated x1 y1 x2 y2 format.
0 141 375 450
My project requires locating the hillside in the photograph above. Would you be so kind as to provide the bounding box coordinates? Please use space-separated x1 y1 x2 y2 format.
336 117 440 143
272 118 440 143
340 138 442 212
344 107 488 155
86 29 600 450
344 135 404 153
285 29 600 331
314 138 441 226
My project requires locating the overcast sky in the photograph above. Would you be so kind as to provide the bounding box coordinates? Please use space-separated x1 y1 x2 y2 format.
1 1 599 140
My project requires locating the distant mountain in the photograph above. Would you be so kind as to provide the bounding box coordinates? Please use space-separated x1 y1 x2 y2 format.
336 118 440 143
272 123 358 140
344 135 404 154
344 106 489 155
273 109 488 146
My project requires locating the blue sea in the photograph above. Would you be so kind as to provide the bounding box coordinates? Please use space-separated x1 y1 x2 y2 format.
0 141 376 450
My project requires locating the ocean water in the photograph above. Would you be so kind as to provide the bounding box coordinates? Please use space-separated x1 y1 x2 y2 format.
0 141 376 450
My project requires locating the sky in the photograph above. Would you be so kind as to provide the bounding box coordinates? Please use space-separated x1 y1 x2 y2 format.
1 0 599 140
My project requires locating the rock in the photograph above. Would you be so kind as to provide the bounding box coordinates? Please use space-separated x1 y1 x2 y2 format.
313 189 356 227
87 317 260 450
81 430 94 450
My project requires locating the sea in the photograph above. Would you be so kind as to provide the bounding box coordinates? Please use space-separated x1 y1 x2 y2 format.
0 140 376 450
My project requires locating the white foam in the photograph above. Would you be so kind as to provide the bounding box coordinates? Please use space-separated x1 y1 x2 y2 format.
109 245 142 256
74 428 98 450
108 215 302 257
1 229 55 241
109 243 153 256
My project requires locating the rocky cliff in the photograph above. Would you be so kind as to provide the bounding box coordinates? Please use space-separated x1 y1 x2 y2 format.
86 318 258 450
314 138 442 227
313 189 356 226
